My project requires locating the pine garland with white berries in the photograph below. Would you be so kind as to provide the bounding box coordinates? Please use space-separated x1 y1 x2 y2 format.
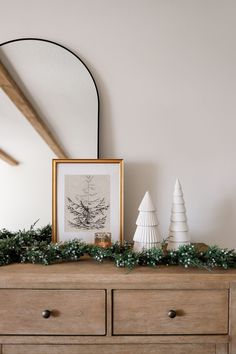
0 225 235 270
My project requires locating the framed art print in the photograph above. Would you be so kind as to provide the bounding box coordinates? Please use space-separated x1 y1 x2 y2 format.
52 159 124 243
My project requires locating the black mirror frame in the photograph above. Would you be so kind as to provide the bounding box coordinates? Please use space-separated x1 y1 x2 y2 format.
0 37 100 158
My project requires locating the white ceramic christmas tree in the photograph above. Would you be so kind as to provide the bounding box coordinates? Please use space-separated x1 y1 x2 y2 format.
168 179 190 250
133 191 161 251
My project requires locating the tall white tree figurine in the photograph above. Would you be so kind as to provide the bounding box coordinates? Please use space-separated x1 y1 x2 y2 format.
133 191 161 251
168 178 190 250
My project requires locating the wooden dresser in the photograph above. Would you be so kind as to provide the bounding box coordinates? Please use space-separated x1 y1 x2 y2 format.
0 257 236 354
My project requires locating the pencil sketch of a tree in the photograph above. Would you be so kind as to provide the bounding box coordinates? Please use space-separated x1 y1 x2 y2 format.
66 175 110 230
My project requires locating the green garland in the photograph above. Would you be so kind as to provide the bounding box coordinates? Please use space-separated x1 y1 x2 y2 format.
0 224 236 270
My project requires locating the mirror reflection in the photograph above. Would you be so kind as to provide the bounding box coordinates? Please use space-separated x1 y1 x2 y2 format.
0 38 99 230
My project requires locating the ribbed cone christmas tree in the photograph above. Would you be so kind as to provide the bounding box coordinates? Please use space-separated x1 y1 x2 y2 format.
133 191 161 252
168 179 190 250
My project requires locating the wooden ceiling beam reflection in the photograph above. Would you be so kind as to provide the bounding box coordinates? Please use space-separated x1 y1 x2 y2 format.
0 148 19 166
0 60 68 159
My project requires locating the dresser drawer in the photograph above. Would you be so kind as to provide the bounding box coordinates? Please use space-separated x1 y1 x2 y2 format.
113 289 228 335
0 289 106 335
2 344 218 354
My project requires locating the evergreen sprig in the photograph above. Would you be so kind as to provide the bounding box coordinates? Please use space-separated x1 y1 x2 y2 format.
0 225 236 270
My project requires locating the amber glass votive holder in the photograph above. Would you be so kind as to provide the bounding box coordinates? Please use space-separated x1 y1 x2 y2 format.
94 232 112 248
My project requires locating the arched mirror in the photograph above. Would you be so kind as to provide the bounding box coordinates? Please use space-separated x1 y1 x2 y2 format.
0 38 99 230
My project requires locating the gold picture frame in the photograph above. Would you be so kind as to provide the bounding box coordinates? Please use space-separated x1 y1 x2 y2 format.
52 159 124 243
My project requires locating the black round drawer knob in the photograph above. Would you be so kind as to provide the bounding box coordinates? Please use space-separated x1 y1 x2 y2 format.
42 310 51 319
168 309 177 318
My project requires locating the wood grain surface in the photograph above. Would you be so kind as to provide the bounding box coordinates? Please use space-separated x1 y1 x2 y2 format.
0 259 235 289
230 283 236 354
216 344 228 354
0 148 18 166
113 289 228 335
0 289 105 335
0 259 234 353
2 344 217 354
0 60 67 159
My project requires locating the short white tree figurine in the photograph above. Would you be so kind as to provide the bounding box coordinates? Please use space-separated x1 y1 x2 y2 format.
133 191 161 251
168 178 190 250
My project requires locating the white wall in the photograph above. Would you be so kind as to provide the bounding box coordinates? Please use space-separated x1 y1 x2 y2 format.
0 0 236 247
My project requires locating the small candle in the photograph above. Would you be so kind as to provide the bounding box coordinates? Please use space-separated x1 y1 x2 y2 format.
95 232 112 248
